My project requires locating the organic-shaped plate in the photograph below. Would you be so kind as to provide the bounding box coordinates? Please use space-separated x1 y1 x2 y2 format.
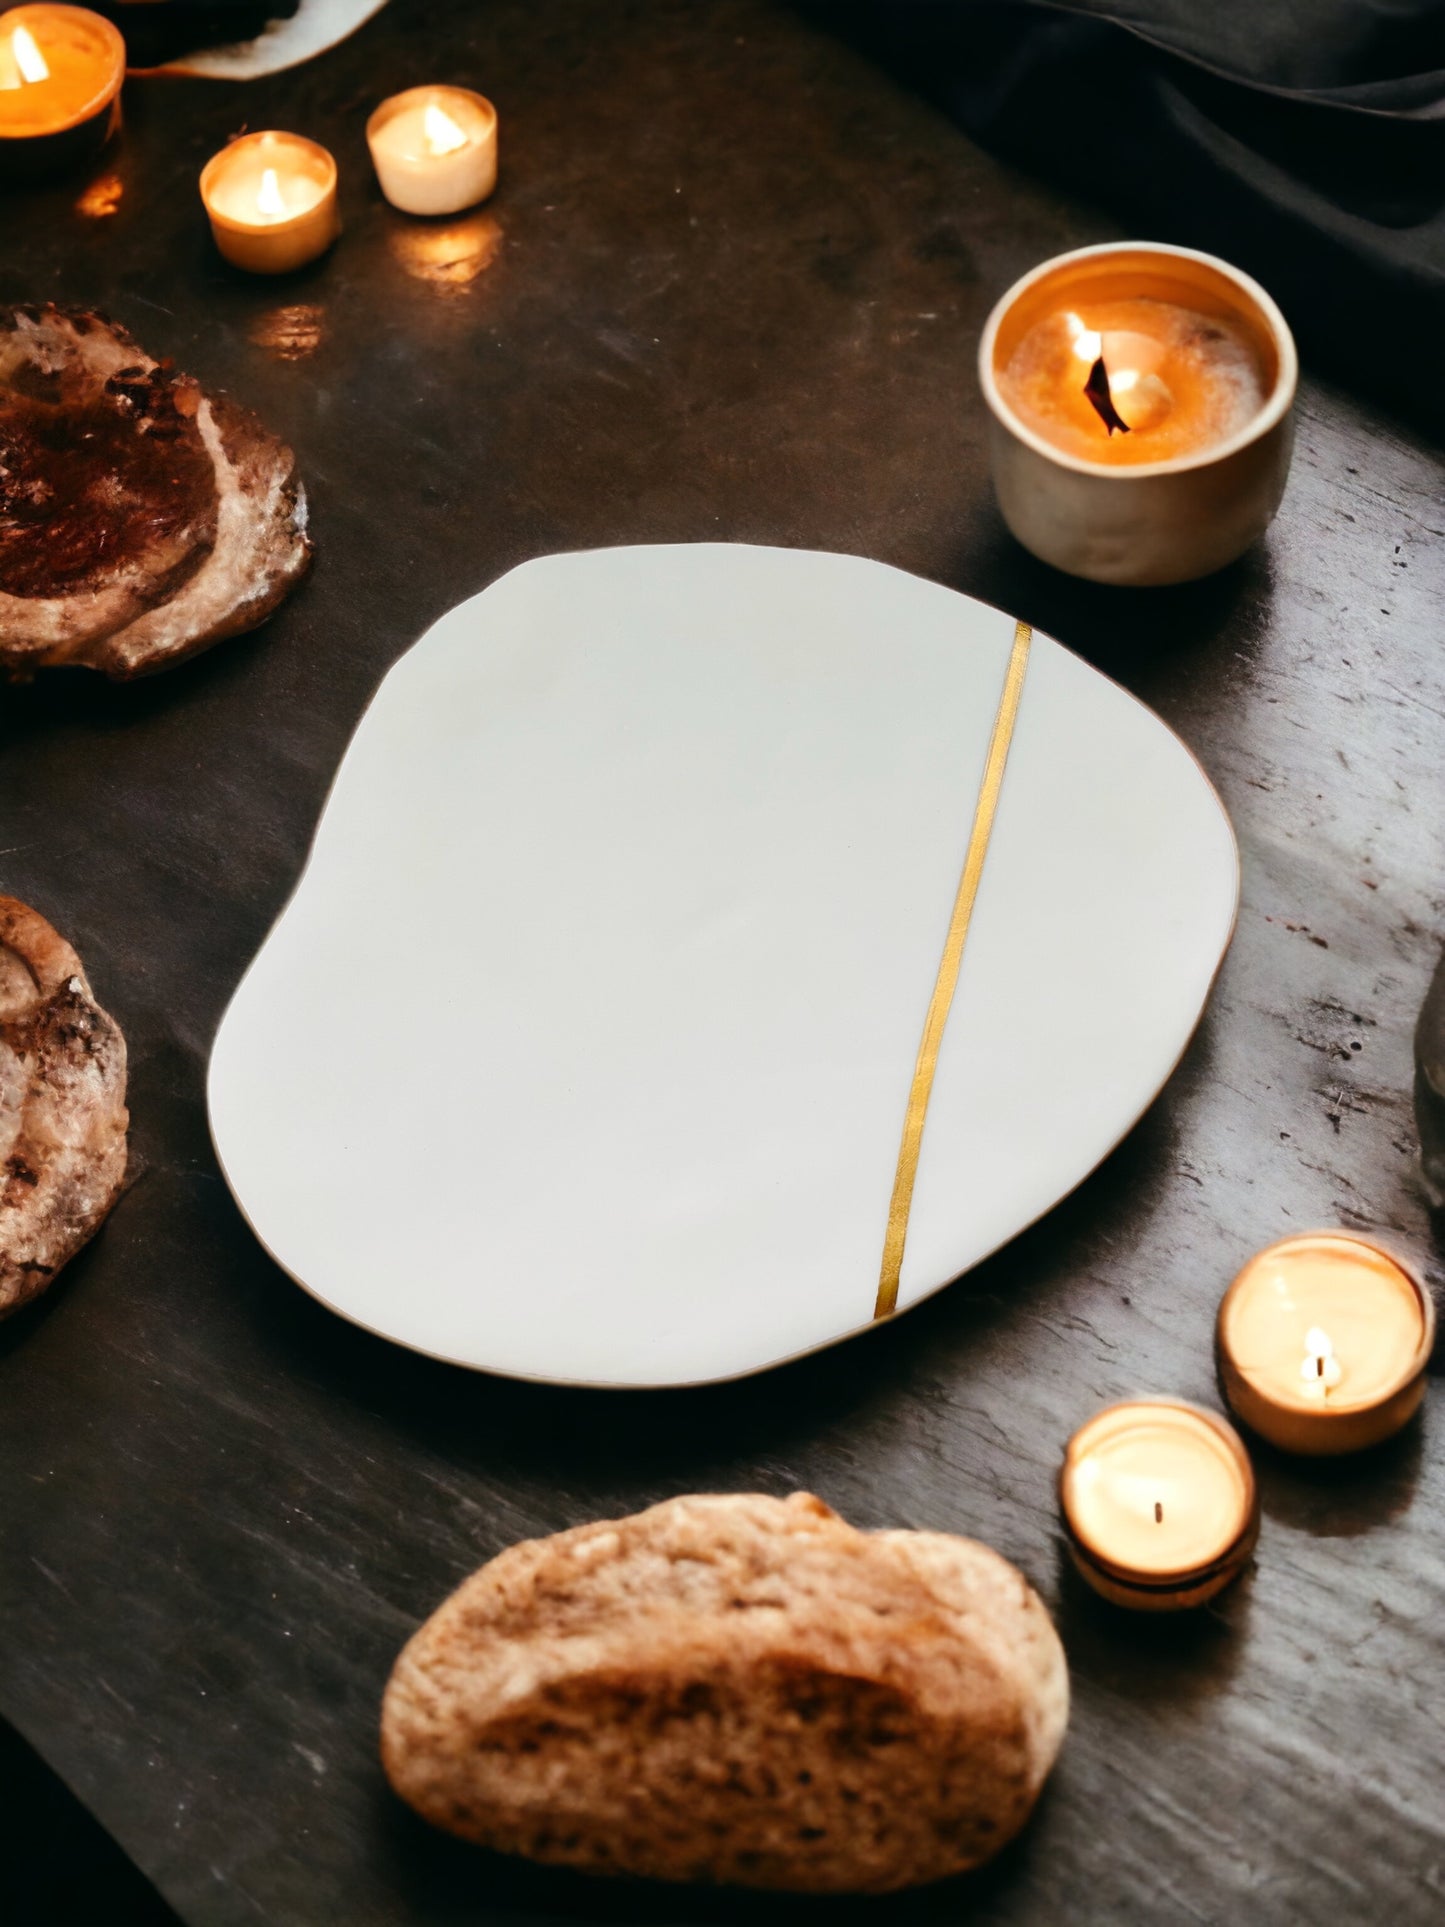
209 545 1238 1386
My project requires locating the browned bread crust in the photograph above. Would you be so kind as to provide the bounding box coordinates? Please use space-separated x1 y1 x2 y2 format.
0 897 128 1315
0 304 311 680
381 1492 1068 1894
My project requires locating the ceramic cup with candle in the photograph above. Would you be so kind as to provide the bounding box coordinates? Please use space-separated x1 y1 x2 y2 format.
1060 1399 1259 1611
979 242 1297 586
200 131 340 275
1218 1232 1434 1455
367 85 497 217
0 4 123 180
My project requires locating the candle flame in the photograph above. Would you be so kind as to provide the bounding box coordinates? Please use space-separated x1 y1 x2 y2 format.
1300 1326 1343 1394
12 24 49 84
1064 314 1102 364
256 167 287 219
423 101 469 157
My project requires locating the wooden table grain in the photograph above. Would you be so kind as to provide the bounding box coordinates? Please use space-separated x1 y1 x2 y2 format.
2 3 1442 1922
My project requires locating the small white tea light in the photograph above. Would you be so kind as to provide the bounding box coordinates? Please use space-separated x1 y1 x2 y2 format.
200 130 339 275
367 85 497 217
1059 1399 1259 1612
1217 1232 1433 1454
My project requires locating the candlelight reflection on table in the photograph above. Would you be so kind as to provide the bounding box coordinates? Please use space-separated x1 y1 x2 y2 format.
389 210 501 291
74 165 121 217
248 302 328 362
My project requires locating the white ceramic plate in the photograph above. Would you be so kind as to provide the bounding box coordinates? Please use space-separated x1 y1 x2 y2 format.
155 1 389 78
208 545 1238 1387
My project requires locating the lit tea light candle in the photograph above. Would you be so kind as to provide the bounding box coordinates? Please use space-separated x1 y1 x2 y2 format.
1218 1232 1433 1455
0 4 124 179
1059 1400 1258 1611
979 242 1297 585
367 85 497 216
199 131 340 276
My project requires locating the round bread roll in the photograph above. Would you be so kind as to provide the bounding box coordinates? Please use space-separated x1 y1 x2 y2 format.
381 1491 1067 1893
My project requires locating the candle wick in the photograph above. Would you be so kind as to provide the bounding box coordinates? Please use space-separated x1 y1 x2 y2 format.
1084 355 1131 436
1154 1501 1163 1524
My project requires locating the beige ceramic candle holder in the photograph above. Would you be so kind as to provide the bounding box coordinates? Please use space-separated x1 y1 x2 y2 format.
979 242 1297 587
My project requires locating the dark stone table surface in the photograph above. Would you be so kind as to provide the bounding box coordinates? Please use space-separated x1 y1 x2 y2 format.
2 2 1442 1922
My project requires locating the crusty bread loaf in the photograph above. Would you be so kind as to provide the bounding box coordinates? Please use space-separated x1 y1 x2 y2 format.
381 1492 1067 1893
0 897 128 1316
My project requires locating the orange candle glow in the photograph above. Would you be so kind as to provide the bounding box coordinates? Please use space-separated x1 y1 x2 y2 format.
997 296 1270 467
0 4 123 170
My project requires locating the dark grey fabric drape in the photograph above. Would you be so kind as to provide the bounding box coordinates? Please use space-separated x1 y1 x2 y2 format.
819 2 1445 429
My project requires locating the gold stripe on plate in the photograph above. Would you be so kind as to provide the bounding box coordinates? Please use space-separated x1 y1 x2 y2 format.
873 618 1033 1320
